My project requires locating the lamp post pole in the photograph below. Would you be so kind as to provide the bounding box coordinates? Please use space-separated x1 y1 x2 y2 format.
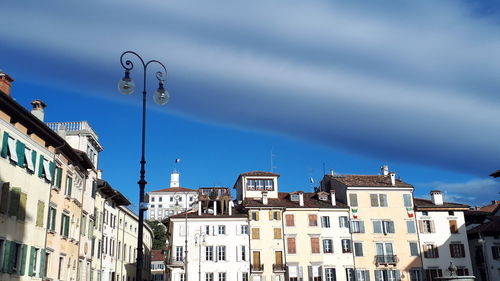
118 51 170 281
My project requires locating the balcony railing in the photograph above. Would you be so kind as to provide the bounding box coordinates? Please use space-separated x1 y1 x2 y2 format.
273 264 286 272
166 257 184 267
375 255 398 265
46 121 99 140
251 264 264 272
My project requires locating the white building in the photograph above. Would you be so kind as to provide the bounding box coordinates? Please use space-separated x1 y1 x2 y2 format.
414 190 473 280
166 201 249 281
151 249 167 281
467 216 500 281
147 171 198 221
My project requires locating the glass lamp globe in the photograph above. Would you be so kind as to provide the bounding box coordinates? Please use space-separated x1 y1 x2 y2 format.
153 82 170 105
118 70 135 95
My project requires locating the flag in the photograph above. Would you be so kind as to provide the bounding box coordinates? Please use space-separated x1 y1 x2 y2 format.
175 158 180 163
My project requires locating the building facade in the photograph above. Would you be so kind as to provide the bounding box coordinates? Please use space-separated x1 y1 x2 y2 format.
151 249 167 281
414 191 472 280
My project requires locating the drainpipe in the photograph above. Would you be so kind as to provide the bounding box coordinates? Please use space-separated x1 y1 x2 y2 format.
280 208 287 280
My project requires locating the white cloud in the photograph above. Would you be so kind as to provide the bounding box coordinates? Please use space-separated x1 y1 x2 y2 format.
1 0 500 175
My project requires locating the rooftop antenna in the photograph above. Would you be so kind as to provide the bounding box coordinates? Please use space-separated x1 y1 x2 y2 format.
270 147 277 172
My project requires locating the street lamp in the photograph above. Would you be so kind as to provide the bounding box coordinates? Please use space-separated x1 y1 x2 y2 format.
195 231 207 281
174 193 198 281
118 51 170 281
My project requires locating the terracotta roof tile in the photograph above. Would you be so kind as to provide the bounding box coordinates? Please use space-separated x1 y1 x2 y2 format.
325 174 412 187
413 198 469 210
151 249 167 261
468 216 500 236
478 200 500 214
240 171 280 177
149 187 197 193
243 192 349 209
167 208 247 219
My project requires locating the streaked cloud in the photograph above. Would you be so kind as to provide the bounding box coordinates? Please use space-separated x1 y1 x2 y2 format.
1 0 500 176
418 178 500 206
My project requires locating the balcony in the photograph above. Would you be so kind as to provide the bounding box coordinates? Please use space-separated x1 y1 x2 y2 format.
375 255 398 266
273 264 286 272
251 264 264 273
166 257 184 267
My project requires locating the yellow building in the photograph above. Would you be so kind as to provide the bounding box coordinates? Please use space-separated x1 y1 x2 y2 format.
321 166 422 281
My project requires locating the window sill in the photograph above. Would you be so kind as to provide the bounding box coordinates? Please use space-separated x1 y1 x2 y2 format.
48 229 56 234
52 186 61 192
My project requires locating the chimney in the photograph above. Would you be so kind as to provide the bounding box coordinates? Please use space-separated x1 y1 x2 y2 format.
430 190 443 205
389 172 396 186
198 201 202 216
262 191 268 205
330 169 335 176
30 99 47 121
381 165 389 176
229 201 234 216
330 190 336 206
298 191 304 207
97 169 103 179
170 171 180 188
213 201 217 216
0 72 14 96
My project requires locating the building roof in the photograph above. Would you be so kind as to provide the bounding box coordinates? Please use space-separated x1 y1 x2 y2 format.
324 174 412 188
243 192 349 209
239 171 280 177
477 200 500 214
73 149 95 170
96 179 131 206
489 170 500 178
167 208 247 220
468 216 500 236
151 249 167 262
149 187 197 193
413 198 469 210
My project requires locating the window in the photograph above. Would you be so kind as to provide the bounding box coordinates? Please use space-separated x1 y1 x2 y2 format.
422 211 429 216
158 204 162 208
420 220 435 233
376 242 395 262
341 239 352 253
58 256 64 280
354 242 363 257
61 213 70 237
65 176 73 197
290 194 299 201
350 220 365 233
159 197 162 202
241 246 247 261
424 269 443 281
449 220 458 233
309 214 318 226
170 197 173 202
322 268 334 281
349 194 358 207
321 216 330 228
273 228 282 239
287 237 296 254
373 220 395 235
218 225 226 235
456 267 469 276
423 244 439 258
205 225 211 235
251 228 260 240
492 246 500 259
247 179 274 191
242 273 248 281
450 243 465 258
0 239 4 270
180 274 185 281
406 221 416 233
251 211 259 221
12 243 22 274
81 215 87 236
374 270 401 281
240 225 248 235
410 242 419 256
323 239 333 253
271 211 280 220
216 246 226 261
176 246 183 261
346 269 355 281
310 237 320 254
448 211 455 216
205 273 214 281
339 216 348 228
370 194 388 207
48 206 57 232
54 167 63 189
218 273 226 281
409 269 422 281
403 194 412 207
151 197 155 202
285 214 295 226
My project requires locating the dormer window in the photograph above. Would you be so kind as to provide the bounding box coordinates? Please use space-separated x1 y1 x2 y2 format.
318 193 328 201
290 194 299 202
246 179 274 191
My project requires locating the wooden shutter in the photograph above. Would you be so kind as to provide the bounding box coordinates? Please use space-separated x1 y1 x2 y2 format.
287 237 296 254
16 141 26 167
36 201 45 227
7 241 15 273
370 194 378 207
275 251 283 265
0 182 9 214
311 237 320 253
18 192 27 221
430 220 435 233
39 249 46 278
423 245 428 258
269 211 274 221
31 150 37 173
255 211 259 221
309 215 317 226
449 244 455 257
49 162 55 183
438 269 443 277
38 155 44 178
460 244 465 257
418 220 424 233
425 270 431 281
274 228 282 239
1 240 10 272
8 187 20 217
449 220 458 233
252 251 260 267
277 211 281 220
252 228 260 239
359 221 365 233
434 245 439 258
19 244 27 275
307 266 313 281
55 167 63 188
0 132 8 158
286 214 295 226
28 246 36 276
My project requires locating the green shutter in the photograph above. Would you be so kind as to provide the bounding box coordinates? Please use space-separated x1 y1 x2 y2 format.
8 187 20 217
56 167 63 188
18 192 27 221
36 201 45 227
0 182 9 214
64 215 69 236
16 140 26 167
1 240 11 272
38 249 46 278
28 246 36 276
31 150 37 172
19 244 28 275
1 131 8 158
7 241 15 274
38 155 44 178
49 161 55 184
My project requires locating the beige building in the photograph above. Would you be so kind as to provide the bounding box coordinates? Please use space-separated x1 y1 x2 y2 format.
320 166 422 281
235 171 286 281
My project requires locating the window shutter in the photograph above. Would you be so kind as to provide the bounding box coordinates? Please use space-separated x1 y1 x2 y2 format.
7 137 17 162
395 270 401 281
28 246 36 276
38 155 44 178
430 220 435 233
364 270 370 281
435 246 439 258
1 131 9 158
49 161 55 183
35 200 44 227
7 241 15 273
1 241 10 272
274 228 281 239
16 141 26 167
425 270 431 281
8 187 20 217
375 270 382 281
248 212 252 220
269 211 273 221
39 249 46 278
418 220 424 233
0 182 9 214
18 192 27 221
277 211 281 220
460 244 465 257
360 221 365 233
423 245 428 258
255 211 259 221
307 266 313 281
449 244 454 257
31 150 37 172
24 148 34 171
20 244 27 275
370 194 378 207
438 269 443 277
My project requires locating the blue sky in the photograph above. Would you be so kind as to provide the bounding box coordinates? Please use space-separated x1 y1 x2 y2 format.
2 0 500 207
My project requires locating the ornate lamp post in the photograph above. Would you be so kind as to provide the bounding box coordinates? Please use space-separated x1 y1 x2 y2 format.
118 51 170 281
